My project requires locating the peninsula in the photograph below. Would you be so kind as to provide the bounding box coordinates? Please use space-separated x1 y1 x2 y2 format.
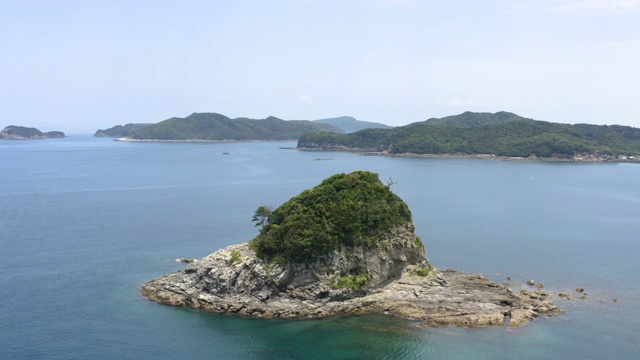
0 125 65 140
142 171 560 327
298 112 640 161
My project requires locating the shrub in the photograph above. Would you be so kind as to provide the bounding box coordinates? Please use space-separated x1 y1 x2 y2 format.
330 273 370 290
416 265 434 277
229 250 241 265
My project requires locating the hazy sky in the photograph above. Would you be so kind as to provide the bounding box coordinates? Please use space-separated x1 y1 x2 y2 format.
2 0 639 133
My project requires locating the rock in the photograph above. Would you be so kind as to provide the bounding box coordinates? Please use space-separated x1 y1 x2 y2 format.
558 293 574 301
142 240 561 328
527 280 535 286
613 298 619 302
536 283 544 289
176 258 196 263
141 171 561 328
576 288 584 293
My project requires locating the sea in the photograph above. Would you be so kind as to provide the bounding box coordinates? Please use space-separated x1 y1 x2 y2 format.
1 136 639 360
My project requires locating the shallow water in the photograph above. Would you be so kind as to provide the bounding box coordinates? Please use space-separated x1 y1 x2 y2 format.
1 136 639 359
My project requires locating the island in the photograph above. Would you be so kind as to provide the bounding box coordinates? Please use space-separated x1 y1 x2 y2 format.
298 111 640 161
0 125 65 140
142 171 560 327
116 112 343 141
94 123 153 137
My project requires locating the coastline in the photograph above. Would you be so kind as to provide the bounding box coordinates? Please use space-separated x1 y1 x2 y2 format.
115 137 298 143
142 242 562 328
295 147 640 163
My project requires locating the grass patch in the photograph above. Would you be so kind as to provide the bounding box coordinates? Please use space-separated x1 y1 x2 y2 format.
230 250 242 265
330 273 370 290
416 265 435 277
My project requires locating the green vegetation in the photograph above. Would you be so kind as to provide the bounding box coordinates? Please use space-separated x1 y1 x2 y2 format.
94 123 153 137
298 112 640 158
249 171 413 264
229 250 242 265
416 265 435 277
414 236 425 253
330 273 371 290
423 111 527 128
252 206 273 228
124 113 343 140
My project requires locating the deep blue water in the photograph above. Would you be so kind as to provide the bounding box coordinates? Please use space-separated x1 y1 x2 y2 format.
1 136 639 359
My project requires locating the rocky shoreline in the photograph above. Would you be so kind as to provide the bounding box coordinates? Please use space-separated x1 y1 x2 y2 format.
142 241 561 328
296 146 640 163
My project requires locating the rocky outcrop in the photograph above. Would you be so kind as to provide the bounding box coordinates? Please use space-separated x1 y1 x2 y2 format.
142 171 561 327
142 226 560 327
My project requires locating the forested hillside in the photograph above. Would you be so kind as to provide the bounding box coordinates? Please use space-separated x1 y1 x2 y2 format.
298 112 640 158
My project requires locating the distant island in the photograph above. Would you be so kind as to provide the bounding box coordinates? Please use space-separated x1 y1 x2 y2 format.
94 123 153 137
114 113 344 141
313 116 392 133
298 111 640 161
98 113 394 141
142 171 561 327
0 125 65 140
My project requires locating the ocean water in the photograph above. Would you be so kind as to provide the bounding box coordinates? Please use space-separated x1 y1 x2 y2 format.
1 136 639 359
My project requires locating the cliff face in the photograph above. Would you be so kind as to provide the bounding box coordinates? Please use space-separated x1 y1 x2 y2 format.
141 229 559 327
142 224 427 314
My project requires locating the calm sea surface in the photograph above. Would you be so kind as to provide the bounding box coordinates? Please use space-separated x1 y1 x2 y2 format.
1 136 639 359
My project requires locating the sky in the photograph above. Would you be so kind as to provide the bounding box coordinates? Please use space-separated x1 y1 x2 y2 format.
1 0 639 133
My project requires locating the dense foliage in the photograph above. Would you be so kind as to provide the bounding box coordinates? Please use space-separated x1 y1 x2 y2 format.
249 171 413 264
298 112 640 158
94 123 153 137
125 113 343 140
423 111 528 128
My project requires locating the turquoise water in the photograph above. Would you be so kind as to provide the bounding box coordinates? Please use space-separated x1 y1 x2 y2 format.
1 136 639 359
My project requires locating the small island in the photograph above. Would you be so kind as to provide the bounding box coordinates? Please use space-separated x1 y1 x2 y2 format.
0 125 65 140
142 171 560 327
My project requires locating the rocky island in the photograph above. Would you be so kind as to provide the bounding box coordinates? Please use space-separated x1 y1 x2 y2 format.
142 171 560 327
1 125 65 139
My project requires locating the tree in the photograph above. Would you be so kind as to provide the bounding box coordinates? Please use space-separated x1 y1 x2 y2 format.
252 205 272 228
